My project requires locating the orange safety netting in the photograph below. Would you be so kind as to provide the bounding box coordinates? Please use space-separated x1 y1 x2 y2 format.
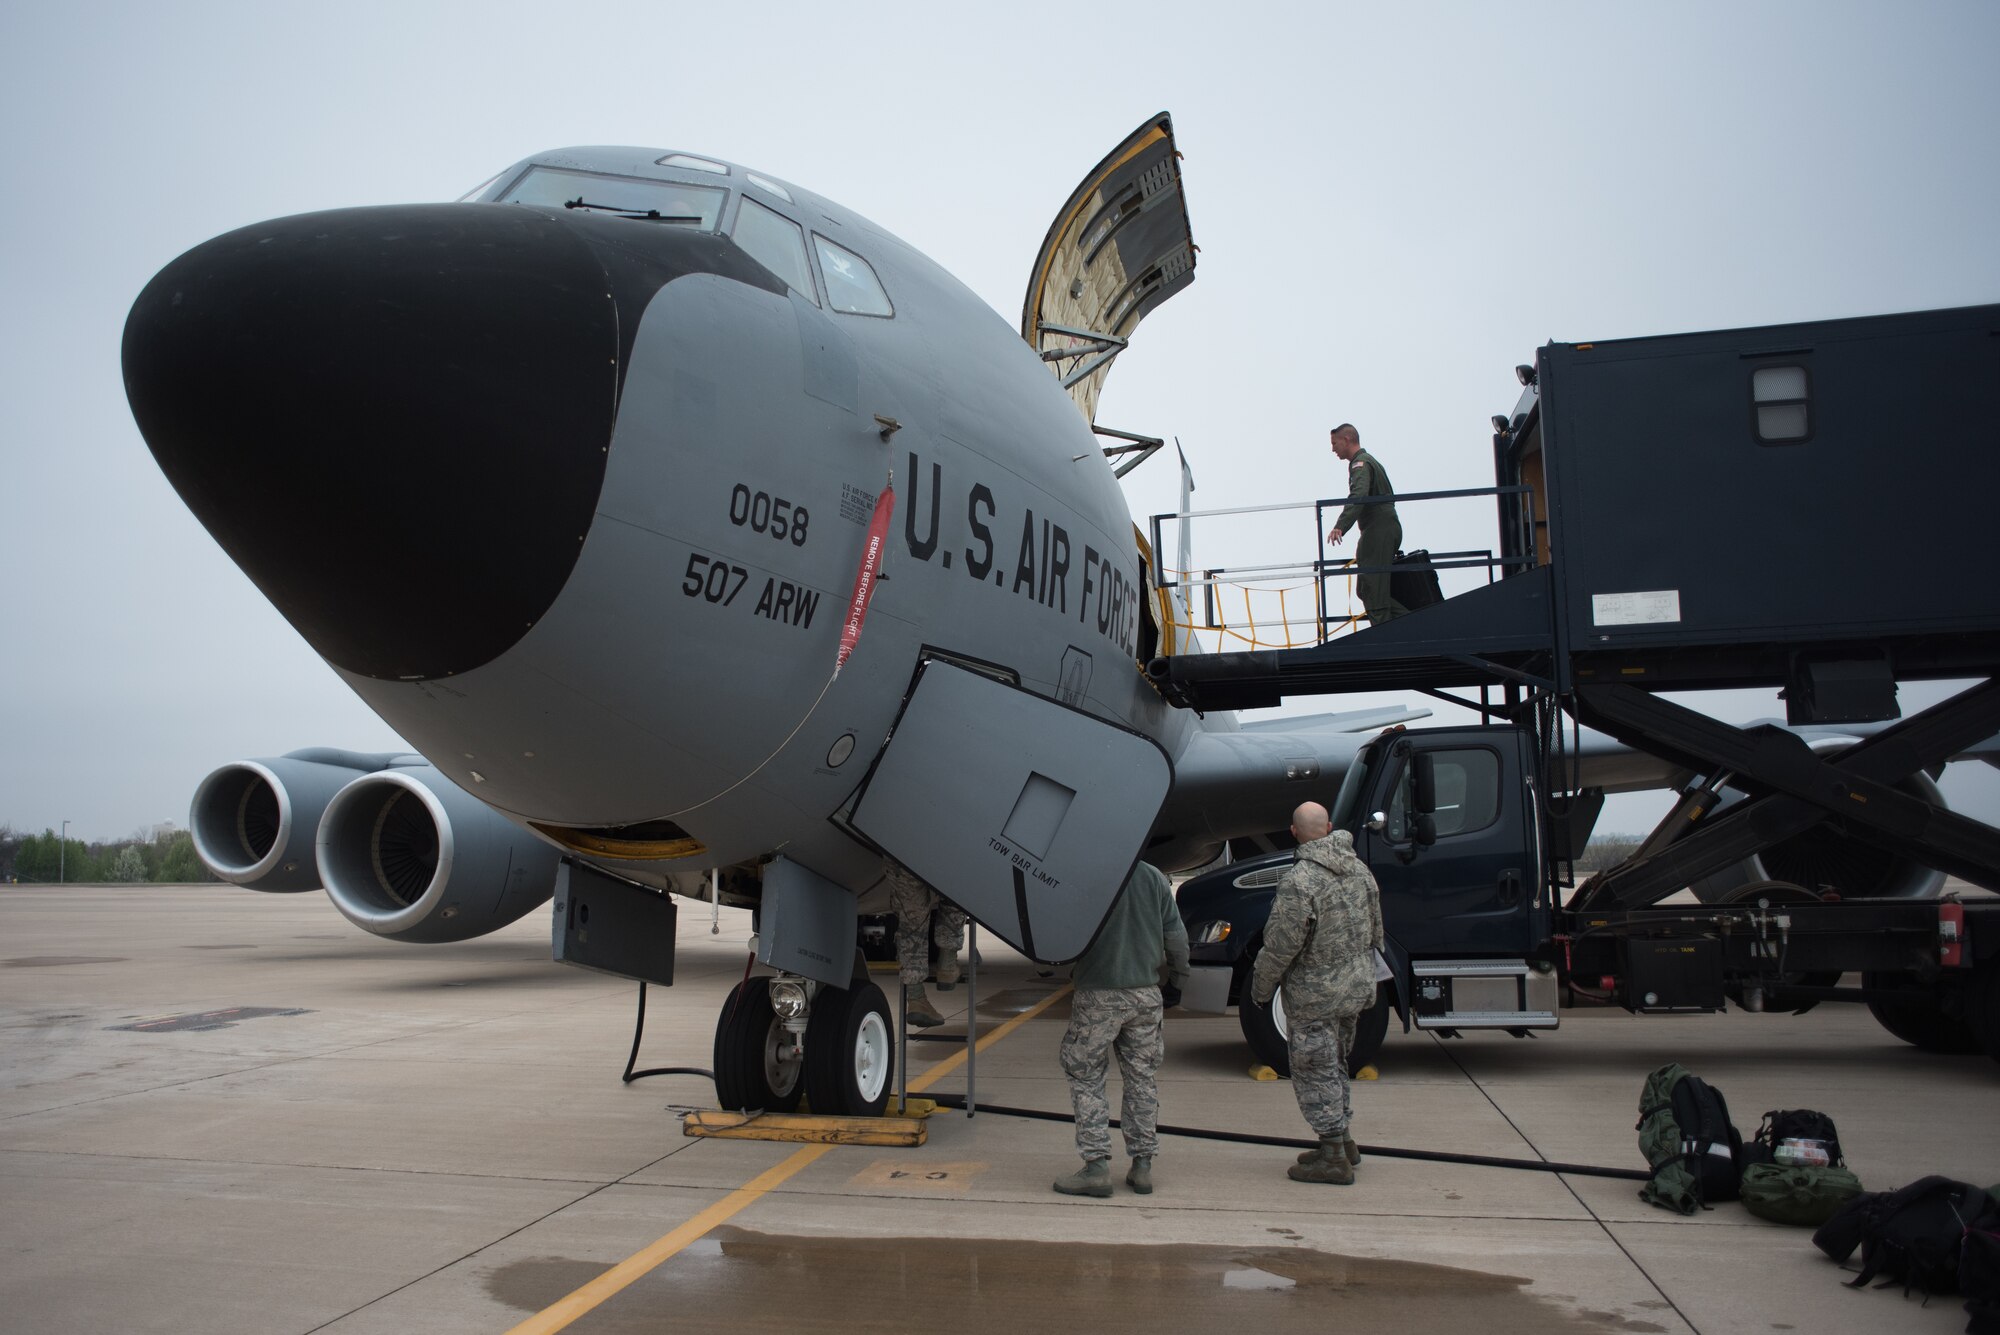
1157 569 1366 652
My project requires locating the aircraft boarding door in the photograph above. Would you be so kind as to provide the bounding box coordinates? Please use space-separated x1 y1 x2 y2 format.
849 659 1172 963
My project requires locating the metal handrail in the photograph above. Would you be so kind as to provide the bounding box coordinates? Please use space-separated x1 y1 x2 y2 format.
1145 483 1539 648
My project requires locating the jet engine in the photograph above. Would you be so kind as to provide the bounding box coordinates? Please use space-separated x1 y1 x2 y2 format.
315 765 560 942
1693 771 1948 901
188 749 406 891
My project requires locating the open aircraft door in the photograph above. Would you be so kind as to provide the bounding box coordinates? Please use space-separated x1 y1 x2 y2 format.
849 659 1172 963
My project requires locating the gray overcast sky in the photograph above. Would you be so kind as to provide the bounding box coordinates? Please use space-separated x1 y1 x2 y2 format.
3 1 1997 840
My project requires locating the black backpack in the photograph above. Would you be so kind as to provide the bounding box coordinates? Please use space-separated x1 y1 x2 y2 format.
1636 1062 1744 1213
1390 549 1444 612
1813 1175 2000 1295
1964 1214 2000 1335
1741 1107 1845 1170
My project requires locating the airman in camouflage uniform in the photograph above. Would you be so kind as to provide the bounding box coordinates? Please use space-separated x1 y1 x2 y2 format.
1325 423 1409 626
1053 861 1190 1198
884 861 966 1029
1251 800 1384 1185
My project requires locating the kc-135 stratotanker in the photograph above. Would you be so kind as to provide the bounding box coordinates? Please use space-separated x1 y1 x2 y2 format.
124 115 2000 1110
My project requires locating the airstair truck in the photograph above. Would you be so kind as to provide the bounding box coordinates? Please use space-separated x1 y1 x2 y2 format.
1149 302 2000 1073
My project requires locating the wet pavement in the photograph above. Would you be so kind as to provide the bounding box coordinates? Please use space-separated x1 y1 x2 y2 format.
3 882 1995 1334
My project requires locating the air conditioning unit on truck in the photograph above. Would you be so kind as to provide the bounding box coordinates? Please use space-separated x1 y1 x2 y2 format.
1154 302 2000 1072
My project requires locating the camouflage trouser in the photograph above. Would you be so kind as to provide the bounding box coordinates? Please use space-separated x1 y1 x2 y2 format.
1059 986 1164 1161
886 866 966 986
1355 517 1408 625
1287 1012 1355 1138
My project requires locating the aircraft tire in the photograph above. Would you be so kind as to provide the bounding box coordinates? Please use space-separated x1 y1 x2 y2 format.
804 981 894 1117
1863 970 1983 1054
712 977 805 1113
1237 949 1389 1078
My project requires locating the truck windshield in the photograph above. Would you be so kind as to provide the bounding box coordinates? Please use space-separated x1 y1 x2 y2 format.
1327 741 1375 832
497 166 725 230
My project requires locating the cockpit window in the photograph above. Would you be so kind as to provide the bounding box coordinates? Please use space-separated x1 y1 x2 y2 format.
497 166 725 229
746 172 793 203
455 172 503 203
656 153 728 175
733 197 818 305
812 234 893 317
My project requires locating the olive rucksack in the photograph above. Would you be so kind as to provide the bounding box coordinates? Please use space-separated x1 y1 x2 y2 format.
1738 1106 1861 1226
1635 1062 1744 1214
1740 1162 1865 1226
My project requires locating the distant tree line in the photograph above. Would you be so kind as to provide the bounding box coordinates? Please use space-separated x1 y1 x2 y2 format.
0 826 214 884
1574 833 1644 874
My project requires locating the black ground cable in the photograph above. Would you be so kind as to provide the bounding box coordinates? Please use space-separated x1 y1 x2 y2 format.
922 1093 1650 1181
623 980 715 1085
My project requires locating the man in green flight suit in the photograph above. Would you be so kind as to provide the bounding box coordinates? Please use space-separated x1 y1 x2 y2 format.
1326 423 1408 626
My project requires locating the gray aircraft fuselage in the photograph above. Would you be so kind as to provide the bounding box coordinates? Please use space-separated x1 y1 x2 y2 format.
125 145 1218 900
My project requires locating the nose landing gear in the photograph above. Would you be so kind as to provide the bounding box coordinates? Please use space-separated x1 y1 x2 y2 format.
713 973 894 1116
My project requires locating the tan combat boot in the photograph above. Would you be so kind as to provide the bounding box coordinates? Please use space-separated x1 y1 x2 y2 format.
904 982 944 1028
1126 1156 1154 1194
1287 1137 1355 1185
1054 1159 1112 1198
934 952 961 991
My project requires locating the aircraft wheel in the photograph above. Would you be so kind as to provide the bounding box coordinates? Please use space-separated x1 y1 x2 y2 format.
712 977 805 1112
804 981 894 1116
1863 970 1983 1054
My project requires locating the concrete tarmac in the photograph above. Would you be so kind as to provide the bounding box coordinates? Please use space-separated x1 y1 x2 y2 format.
3 882 1995 1334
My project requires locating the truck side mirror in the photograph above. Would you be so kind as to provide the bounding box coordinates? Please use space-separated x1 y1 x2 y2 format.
1413 811 1437 847
1409 753 1438 847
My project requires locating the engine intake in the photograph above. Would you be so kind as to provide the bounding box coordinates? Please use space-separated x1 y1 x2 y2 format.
188 751 402 891
317 766 559 942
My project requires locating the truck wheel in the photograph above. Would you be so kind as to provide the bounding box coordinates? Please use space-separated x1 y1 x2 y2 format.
1863 970 1983 1054
1965 963 2000 1064
1238 965 1390 1078
1720 881 1840 1013
1238 979 1292 1076
1347 985 1391 1073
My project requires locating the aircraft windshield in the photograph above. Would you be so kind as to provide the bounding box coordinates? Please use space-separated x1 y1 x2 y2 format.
498 166 725 229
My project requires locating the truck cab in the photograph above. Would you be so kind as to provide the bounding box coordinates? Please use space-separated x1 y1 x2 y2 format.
1176 723 1557 1072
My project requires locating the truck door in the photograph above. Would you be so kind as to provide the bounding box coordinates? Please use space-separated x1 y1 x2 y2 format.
1358 730 1541 958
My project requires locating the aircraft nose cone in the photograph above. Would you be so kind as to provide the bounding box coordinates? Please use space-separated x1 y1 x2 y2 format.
123 204 618 681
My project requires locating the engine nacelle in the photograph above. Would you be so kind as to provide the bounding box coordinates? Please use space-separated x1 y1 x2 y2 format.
189 750 404 891
316 765 559 942
1693 771 1948 901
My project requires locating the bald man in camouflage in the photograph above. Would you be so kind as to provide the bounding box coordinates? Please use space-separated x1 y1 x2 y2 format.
1325 423 1409 626
1251 800 1385 1185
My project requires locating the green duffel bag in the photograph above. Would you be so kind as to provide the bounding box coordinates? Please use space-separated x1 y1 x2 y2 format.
1740 1161 1865 1226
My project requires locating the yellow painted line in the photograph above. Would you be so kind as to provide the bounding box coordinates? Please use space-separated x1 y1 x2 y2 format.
502 1143 831 1335
902 982 1072 1093
508 981 1071 1332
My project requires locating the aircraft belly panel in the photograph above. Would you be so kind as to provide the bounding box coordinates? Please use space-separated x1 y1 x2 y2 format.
849 660 1171 963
